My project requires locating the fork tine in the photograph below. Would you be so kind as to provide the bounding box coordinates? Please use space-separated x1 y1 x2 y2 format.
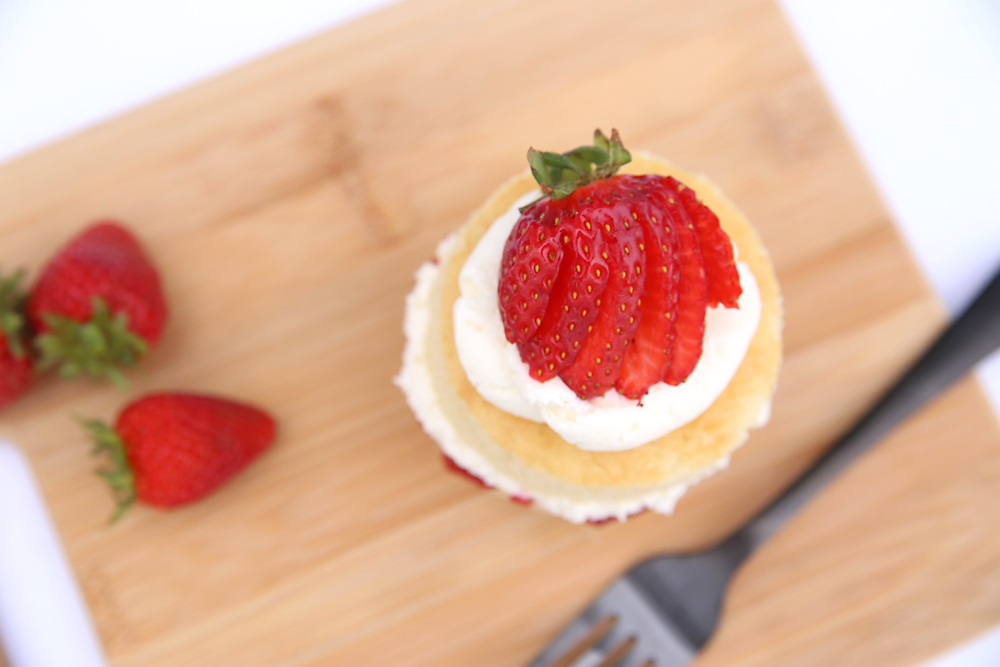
548 615 617 667
593 636 637 667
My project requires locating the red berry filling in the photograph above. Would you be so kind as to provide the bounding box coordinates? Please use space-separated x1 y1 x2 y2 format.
441 455 532 505
441 455 645 520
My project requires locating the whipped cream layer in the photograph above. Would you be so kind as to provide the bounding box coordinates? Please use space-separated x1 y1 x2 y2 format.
453 192 762 451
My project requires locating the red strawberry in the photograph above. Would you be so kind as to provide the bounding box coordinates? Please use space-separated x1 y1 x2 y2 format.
499 213 564 347
0 270 33 410
519 221 608 381
0 334 33 411
679 184 742 308
84 393 277 521
555 183 646 399
616 185 679 399
659 185 709 386
28 221 167 386
498 130 741 401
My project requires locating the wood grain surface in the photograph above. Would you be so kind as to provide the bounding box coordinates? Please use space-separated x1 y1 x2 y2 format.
1 0 999 665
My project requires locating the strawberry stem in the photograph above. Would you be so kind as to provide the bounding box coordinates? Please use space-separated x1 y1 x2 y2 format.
525 128 632 203
0 269 27 358
36 298 147 387
82 418 136 524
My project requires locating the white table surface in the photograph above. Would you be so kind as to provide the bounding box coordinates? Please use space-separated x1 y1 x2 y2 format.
0 1 998 665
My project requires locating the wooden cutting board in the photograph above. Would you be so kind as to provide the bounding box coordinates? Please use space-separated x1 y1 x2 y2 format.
2 0 1000 665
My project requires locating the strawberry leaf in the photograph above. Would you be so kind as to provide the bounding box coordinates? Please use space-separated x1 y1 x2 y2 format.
567 146 611 171
36 298 147 386
527 148 550 187
0 269 27 358
82 417 136 524
527 128 632 200
539 152 585 174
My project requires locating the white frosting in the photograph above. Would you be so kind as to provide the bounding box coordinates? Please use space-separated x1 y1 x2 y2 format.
453 192 763 451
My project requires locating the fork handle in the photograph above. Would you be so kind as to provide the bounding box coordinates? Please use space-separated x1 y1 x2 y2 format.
743 263 1000 548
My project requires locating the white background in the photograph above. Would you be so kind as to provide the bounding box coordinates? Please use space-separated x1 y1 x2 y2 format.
0 0 999 665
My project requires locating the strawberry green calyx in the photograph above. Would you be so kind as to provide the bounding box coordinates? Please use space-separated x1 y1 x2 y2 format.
0 269 27 358
36 298 147 388
526 128 632 202
83 418 136 523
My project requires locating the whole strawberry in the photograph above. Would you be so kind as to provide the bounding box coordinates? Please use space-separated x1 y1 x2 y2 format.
84 393 277 521
0 270 33 410
499 130 742 401
29 221 167 386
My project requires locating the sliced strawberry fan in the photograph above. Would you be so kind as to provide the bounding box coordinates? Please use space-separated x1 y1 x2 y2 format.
498 129 743 402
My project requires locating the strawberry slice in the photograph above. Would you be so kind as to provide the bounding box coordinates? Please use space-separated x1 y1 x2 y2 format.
518 218 608 380
615 183 679 399
499 206 563 345
660 182 708 386
676 181 741 308
559 185 647 400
